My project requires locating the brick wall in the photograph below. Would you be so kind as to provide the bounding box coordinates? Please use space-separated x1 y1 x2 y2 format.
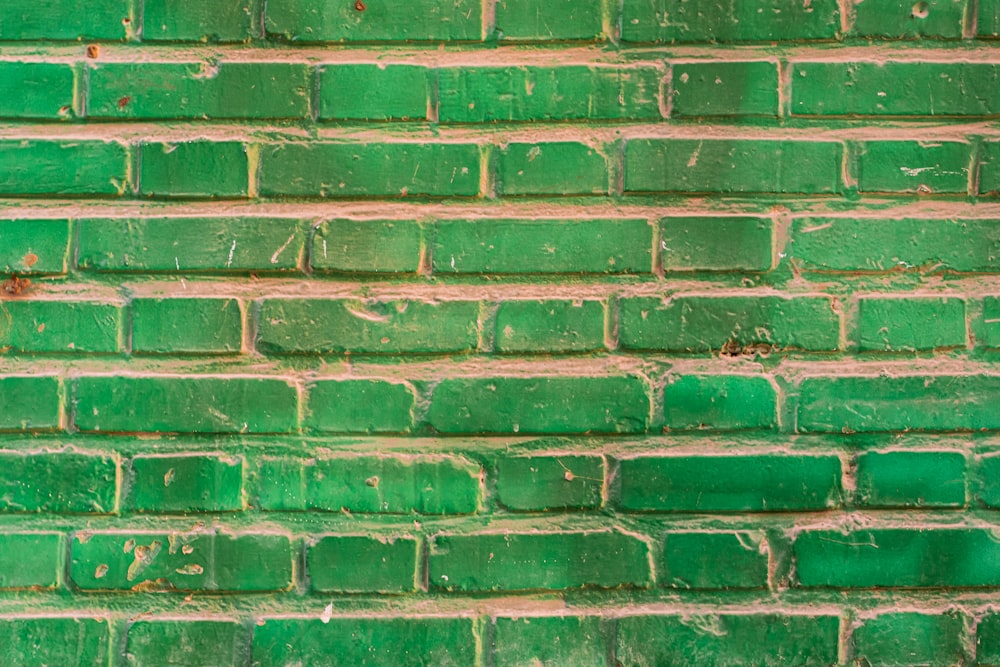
0 0 997 664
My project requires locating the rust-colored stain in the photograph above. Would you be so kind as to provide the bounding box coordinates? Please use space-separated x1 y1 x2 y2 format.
22 253 38 267
86 44 100 59
1 275 30 297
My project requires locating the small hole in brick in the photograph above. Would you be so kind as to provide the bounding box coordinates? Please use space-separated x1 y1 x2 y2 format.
355 0 366 10
912 2 930 19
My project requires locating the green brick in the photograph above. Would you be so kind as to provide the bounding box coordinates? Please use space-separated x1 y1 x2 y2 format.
978 297 1000 347
858 141 970 194
0 533 63 588
259 298 479 354
792 63 1000 115
496 454 605 510
140 141 249 198
0 63 74 119
0 219 70 275
142 0 254 41
977 613 1000 664
307 535 418 593
663 375 777 430
798 375 1000 432
661 216 773 272
428 376 649 434
622 0 840 42
433 219 652 274
311 219 422 273
132 298 243 354
788 217 1000 273
89 63 309 119
617 455 842 512
495 300 606 353
77 217 306 273
0 300 123 353
662 532 769 589
499 142 608 195
74 376 299 434
318 65 429 120
0 376 61 431
0 140 128 196
252 617 476 667
621 296 839 353
265 0 483 42
253 457 306 511
857 451 966 508
982 0 1000 36
0 0 131 40
0 450 118 513
259 142 481 197
306 455 481 514
853 612 967 666
126 620 245 667
493 616 607 667
129 453 244 512
857 296 966 351
429 531 651 591
305 380 415 433
495 0 604 40
616 614 840 666
625 139 842 194
977 143 1000 194
974 453 1000 507
853 0 968 38
794 528 1000 587
671 61 779 117
0 616 110 666
70 530 293 591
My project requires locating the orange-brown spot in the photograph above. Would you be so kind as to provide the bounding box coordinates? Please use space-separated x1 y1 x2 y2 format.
22 253 38 267
86 44 100 59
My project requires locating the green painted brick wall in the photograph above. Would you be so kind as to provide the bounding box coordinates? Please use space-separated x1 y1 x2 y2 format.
0 0 998 664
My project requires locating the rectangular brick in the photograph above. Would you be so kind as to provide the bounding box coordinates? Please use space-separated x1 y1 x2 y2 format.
977 142 1000 194
622 0 840 42
258 298 480 354
140 141 249 198
427 376 650 434
0 376 61 431
433 219 652 274
671 62 779 117
661 216 773 272
977 612 1000 664
258 142 481 197
0 140 128 196
977 296 1000 347
0 616 110 666
437 66 662 122
305 379 415 433
498 142 609 195
307 534 418 593
77 217 306 273
429 530 651 591
856 296 967 351
857 450 966 508
252 457 306 511
0 219 71 275
663 375 778 430
617 454 842 512
621 295 840 353
624 139 842 194
0 63 74 119
496 454 605 510
0 0 130 40
311 219 422 273
662 532 769 589
126 619 246 667
0 533 64 588
853 612 967 666
318 65 429 120
0 300 123 353
495 300 606 353
798 375 1000 432
129 453 244 512
265 0 483 41
142 0 254 41
983 0 1000 36
132 298 243 354
852 0 968 38
975 453 1000 507
0 450 118 513
858 141 971 194
74 376 299 434
493 616 607 667
495 0 604 40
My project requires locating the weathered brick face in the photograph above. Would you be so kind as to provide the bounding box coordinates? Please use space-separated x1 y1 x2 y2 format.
0 0 996 664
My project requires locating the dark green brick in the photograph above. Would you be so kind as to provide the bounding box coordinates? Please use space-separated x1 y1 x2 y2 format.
89 63 310 119
259 142 481 197
662 216 773 272
496 454 605 510
853 0 968 38
132 298 243 354
434 219 652 274
129 454 244 512
77 217 306 273
663 375 777 430
662 532 769 589
0 450 118 513
977 296 1000 347
142 0 254 41
0 376 61 431
0 219 70 275
74 376 299 434
621 296 839 352
0 63 74 119
125 619 246 667
982 0 1000 36
977 613 1000 664
318 65 429 120
0 300 123 353
857 296 967 351
306 455 481 514
625 139 842 194
616 614 840 666
622 0 840 42
437 66 662 122
798 375 1000 432
213 533 294 591
305 380 415 433
495 0 604 40
308 535 418 593
0 533 63 588
617 455 842 512
253 457 306 511
311 219 422 273
140 141 249 198
0 140 128 196
265 0 483 42
499 142 609 195
853 612 967 666
0 616 110 666
495 300 606 353
977 143 1000 194
428 376 649 434
858 141 970 194
671 61 779 117
857 450 966 508
0 0 131 40
974 453 1000 507
493 616 607 667
429 531 651 591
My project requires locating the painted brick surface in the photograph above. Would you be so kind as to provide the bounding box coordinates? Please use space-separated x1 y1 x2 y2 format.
0 1 997 665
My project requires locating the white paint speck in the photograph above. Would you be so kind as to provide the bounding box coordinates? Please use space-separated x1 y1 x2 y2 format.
226 240 236 268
